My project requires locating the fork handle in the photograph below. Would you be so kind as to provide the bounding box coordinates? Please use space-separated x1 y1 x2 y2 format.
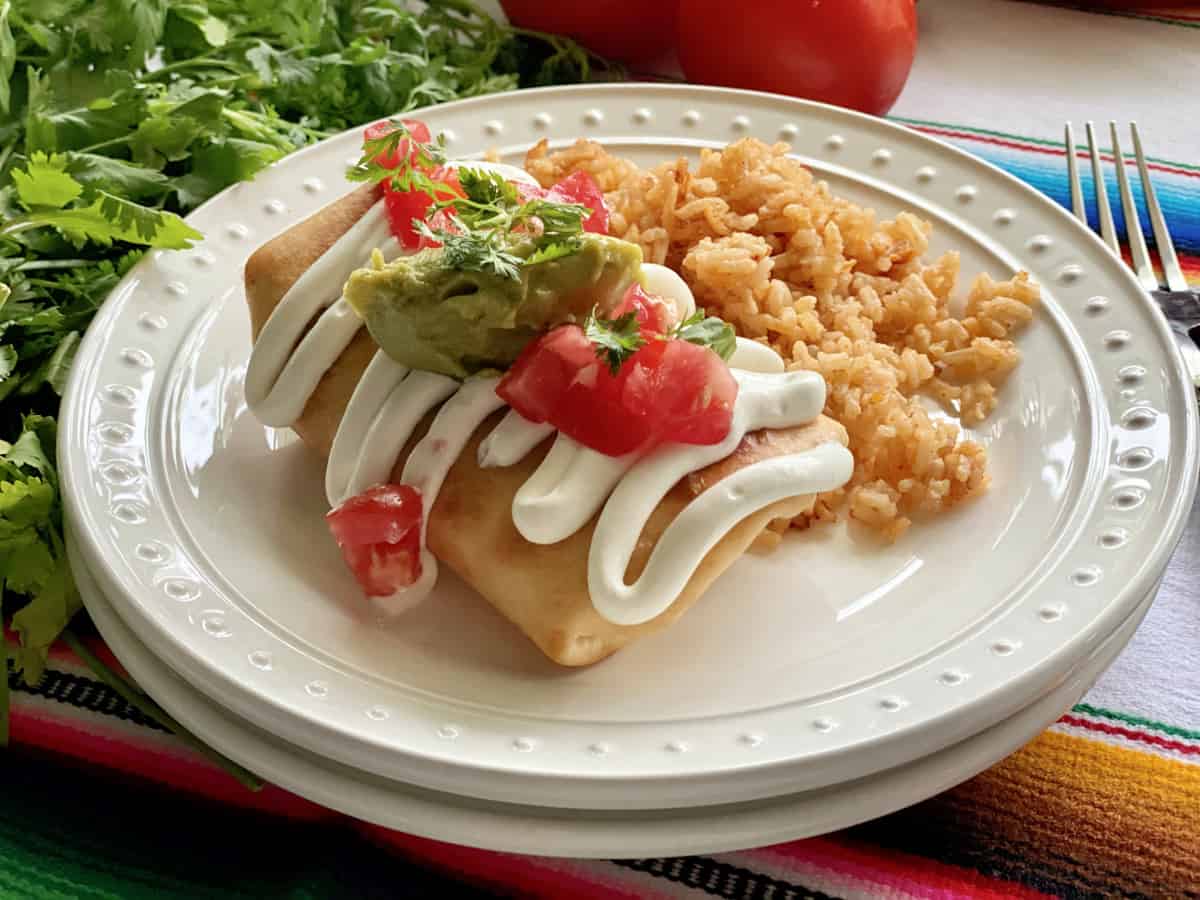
1166 322 1200 390
1153 291 1200 331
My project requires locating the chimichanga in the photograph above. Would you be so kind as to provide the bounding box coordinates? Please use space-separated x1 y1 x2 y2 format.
243 163 852 666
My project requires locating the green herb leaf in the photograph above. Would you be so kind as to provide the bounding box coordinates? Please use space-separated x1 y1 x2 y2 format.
0 1 15 116
347 119 447 189
129 89 226 167
167 3 229 49
66 151 171 200
10 559 75 684
585 308 644 375
525 240 581 266
457 166 520 208
12 152 84 209
0 416 75 686
24 69 148 155
173 138 284 209
423 223 524 282
77 0 168 69
3 424 53 481
42 330 79 396
24 191 201 248
670 310 738 361
515 198 589 240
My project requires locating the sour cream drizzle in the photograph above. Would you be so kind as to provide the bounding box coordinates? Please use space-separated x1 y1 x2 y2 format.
589 373 852 625
247 164 853 624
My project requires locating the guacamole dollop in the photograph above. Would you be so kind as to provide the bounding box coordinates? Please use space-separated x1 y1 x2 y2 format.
343 234 643 378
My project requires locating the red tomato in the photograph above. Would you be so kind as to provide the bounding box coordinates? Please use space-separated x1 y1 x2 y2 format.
497 292 738 457
326 484 423 596
499 0 679 64
383 184 433 248
620 339 737 446
363 118 432 169
497 324 650 455
384 166 462 249
676 0 918 116
613 283 672 335
547 171 610 234
516 172 610 235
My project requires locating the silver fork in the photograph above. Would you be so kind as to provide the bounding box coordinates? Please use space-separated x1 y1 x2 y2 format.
1065 121 1200 388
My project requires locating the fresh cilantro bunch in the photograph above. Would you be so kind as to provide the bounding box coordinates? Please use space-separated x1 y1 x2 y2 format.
347 121 591 279
0 0 610 748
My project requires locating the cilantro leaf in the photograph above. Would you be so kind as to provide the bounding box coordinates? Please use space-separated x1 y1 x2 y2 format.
245 41 324 91
129 89 226 167
65 151 171 201
515 199 589 240
24 69 149 155
2 419 54 479
425 224 523 282
22 330 79 397
0 418 76 686
173 138 284 209
670 310 738 361
457 167 520 208
10 558 74 684
525 240 581 266
0 1 15 115
585 308 644 375
12 152 84 209
22 191 202 248
77 0 168 69
347 120 447 190
166 3 229 49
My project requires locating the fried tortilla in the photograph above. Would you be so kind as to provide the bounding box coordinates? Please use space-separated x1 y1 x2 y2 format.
244 184 848 666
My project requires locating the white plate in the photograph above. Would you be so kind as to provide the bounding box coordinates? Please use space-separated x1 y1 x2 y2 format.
60 84 1198 810
73 539 1157 857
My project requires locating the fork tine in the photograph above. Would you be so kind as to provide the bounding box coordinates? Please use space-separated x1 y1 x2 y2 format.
1110 122 1159 291
1065 124 1087 224
1131 123 1189 292
1086 122 1120 256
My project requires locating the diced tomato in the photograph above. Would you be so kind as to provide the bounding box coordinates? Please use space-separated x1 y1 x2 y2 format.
619 339 737 446
613 282 672 336
414 201 462 251
549 171 610 235
383 184 433 249
326 484 424 597
384 166 462 249
362 117 460 248
497 325 651 456
497 317 738 458
363 118 432 170
515 172 610 236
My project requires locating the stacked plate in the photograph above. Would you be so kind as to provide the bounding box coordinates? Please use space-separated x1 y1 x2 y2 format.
61 85 1197 858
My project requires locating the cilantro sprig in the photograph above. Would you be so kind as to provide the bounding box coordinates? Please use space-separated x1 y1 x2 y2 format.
584 306 739 376
585 309 644 375
0 0 614 759
347 120 592 280
670 310 738 360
